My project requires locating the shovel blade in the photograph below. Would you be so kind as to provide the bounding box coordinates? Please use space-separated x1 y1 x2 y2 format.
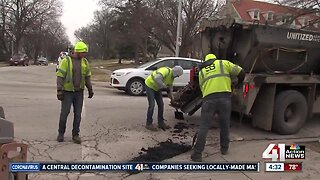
174 111 184 120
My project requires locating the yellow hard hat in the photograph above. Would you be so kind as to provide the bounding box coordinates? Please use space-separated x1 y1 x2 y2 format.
205 54 216 61
74 41 88 53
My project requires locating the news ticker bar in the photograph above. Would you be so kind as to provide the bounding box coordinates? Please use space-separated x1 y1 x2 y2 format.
10 162 260 172
265 162 303 172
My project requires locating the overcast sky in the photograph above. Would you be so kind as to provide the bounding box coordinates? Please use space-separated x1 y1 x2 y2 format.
60 0 273 44
60 0 99 44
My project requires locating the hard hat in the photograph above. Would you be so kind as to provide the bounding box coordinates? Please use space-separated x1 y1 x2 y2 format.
205 54 216 61
172 66 184 77
74 41 88 53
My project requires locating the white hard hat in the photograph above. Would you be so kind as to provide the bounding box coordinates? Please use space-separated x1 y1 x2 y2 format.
173 66 184 77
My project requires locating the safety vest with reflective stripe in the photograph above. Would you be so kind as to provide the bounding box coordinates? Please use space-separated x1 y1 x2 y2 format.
145 67 173 91
199 60 242 98
56 56 91 92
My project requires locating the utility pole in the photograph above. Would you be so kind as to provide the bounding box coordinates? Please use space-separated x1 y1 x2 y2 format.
175 0 182 57
11 38 14 57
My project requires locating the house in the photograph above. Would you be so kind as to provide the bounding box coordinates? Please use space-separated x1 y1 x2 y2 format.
222 0 320 31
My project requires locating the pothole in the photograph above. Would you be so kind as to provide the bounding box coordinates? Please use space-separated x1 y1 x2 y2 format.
130 139 191 162
127 122 194 175
172 122 189 133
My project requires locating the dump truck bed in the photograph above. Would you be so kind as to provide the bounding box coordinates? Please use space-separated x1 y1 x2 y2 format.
200 17 320 74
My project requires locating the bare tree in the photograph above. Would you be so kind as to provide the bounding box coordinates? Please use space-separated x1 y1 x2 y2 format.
0 0 13 59
275 0 320 29
0 0 70 63
89 0 222 60
5 0 62 53
136 0 222 57
92 10 118 59
277 0 320 8
24 16 69 63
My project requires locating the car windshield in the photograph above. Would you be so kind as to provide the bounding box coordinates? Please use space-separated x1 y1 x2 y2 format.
137 59 160 68
13 54 23 58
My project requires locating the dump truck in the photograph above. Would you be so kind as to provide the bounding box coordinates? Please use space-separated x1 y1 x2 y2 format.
172 17 320 135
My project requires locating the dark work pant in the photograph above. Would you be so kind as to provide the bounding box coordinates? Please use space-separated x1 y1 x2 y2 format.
58 91 84 136
145 86 164 126
193 96 231 154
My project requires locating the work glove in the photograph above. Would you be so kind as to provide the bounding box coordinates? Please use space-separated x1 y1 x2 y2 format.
88 90 94 98
168 92 174 101
57 90 64 101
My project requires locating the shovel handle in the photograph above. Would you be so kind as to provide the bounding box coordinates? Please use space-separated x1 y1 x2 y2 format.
192 131 198 147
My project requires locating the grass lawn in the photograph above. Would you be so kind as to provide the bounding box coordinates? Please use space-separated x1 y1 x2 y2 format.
0 61 7 67
90 59 138 82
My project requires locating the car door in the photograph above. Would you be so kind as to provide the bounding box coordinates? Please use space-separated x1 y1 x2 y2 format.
145 59 175 79
174 59 200 87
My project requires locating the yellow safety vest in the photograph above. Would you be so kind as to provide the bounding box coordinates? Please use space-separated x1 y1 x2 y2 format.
145 67 173 91
199 60 242 97
56 56 91 91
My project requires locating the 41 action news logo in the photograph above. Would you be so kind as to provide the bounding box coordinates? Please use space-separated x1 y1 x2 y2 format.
262 144 305 161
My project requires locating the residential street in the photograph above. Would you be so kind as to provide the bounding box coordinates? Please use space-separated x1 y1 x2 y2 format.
1 65 320 179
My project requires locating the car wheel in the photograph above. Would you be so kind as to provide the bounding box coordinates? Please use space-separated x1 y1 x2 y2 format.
272 90 307 135
126 78 145 96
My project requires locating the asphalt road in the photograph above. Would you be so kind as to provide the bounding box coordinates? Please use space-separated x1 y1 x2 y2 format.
1 65 320 179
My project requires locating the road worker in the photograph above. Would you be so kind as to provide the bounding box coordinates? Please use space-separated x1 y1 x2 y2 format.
144 66 184 131
191 53 245 162
56 41 94 144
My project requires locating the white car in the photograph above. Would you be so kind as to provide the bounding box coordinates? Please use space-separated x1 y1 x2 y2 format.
110 57 202 96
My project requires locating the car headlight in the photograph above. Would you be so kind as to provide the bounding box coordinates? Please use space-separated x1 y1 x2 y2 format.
115 72 131 76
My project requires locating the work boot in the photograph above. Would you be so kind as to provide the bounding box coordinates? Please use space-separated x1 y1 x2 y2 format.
191 152 202 162
146 124 158 131
221 147 228 155
57 134 64 142
158 123 171 130
72 135 81 144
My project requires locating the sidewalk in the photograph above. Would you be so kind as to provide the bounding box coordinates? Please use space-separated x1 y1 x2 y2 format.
126 138 320 180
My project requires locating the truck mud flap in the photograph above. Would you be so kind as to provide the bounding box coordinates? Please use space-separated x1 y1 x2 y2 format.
251 84 276 131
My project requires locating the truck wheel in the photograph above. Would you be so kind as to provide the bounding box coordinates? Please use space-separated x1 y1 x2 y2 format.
273 90 307 135
126 78 145 96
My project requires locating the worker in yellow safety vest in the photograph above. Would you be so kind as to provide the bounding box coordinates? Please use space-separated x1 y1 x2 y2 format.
144 66 184 131
191 53 245 162
56 41 94 144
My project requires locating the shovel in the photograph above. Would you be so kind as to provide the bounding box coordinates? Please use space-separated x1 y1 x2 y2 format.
192 131 198 148
174 109 184 120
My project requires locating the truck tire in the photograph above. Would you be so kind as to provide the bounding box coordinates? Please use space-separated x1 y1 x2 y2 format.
273 90 307 135
126 78 145 96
